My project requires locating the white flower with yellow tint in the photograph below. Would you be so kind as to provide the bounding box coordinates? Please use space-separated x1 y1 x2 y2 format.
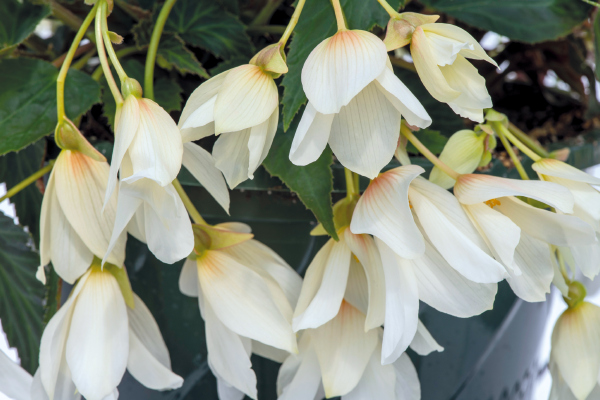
289 29 431 179
35 265 182 400
178 222 301 399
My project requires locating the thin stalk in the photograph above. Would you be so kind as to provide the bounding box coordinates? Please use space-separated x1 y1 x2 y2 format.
331 0 347 31
101 1 127 82
557 248 570 281
344 168 357 199
71 48 97 70
251 0 284 26
48 0 96 43
278 0 307 47
172 179 207 225
508 122 549 158
0 161 55 204
56 3 99 122
497 123 541 162
377 0 400 18
91 46 143 81
145 0 177 100
400 123 460 180
353 171 360 194
582 0 600 7
95 3 123 105
494 122 529 180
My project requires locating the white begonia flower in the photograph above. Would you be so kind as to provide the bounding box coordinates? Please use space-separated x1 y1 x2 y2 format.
453 174 598 302
179 222 302 399
0 348 32 400
39 149 126 284
410 23 497 122
289 29 432 179
533 158 600 279
278 301 421 400
35 266 183 400
551 300 600 400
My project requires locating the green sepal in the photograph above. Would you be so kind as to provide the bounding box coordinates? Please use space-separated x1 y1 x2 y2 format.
192 224 254 252
564 281 587 308
103 261 136 310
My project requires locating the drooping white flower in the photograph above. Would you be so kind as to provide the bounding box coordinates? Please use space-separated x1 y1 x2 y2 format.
0 348 32 400
35 266 183 400
39 149 126 284
289 30 432 179
179 222 301 399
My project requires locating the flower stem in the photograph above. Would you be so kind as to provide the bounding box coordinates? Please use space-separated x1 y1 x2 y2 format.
344 168 359 199
172 178 207 225
377 0 400 18
101 1 128 82
400 123 460 180
251 0 284 26
145 0 177 101
508 122 549 158
95 2 123 105
278 0 307 47
494 122 530 180
57 2 99 122
331 0 347 31
582 0 600 7
496 123 541 162
91 46 143 81
0 161 55 204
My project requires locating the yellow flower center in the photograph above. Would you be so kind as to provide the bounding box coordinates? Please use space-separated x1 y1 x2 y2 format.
484 198 501 208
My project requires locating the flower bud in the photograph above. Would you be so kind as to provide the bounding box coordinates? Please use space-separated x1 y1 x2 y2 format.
565 280 587 308
383 12 439 51
121 77 143 99
250 43 288 78
55 118 106 162
484 109 508 127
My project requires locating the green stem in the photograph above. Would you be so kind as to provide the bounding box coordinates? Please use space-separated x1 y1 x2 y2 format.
344 168 358 199
331 0 347 31
401 123 460 180
145 0 177 101
172 178 207 225
556 248 570 282
508 122 549 158
278 0 307 47
582 0 600 7
91 46 143 81
377 0 400 18
95 2 123 105
0 161 55 204
250 0 284 26
57 3 99 122
497 123 541 162
101 1 127 82
494 122 529 180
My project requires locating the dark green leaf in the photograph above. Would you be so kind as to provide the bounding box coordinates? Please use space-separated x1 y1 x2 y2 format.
419 0 591 44
263 109 338 240
165 0 254 59
0 58 101 155
0 0 50 52
0 213 44 374
154 75 184 112
209 56 247 75
0 140 46 246
157 33 209 78
281 0 399 129
406 129 448 155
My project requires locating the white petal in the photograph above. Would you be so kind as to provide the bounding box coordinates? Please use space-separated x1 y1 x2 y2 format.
571 242 600 280
105 95 140 208
410 187 506 283
66 270 129 400
544 176 600 221
533 158 600 185
178 70 229 129
247 108 278 179
198 250 297 353
293 233 352 331
412 239 497 318
328 82 400 179
376 238 419 364
251 340 289 363
212 128 252 189
344 342 396 400
125 98 183 186
429 130 485 189
278 346 322 400
103 189 142 267
454 174 575 213
448 103 485 123
0 349 32 400
33 358 80 400
344 256 369 315
182 142 230 213
423 30 472 66
181 95 216 130
310 302 378 397
302 30 387 114
421 23 498 66
181 122 215 143
393 353 421 400
289 103 334 166
215 377 246 400
294 239 333 319
506 233 553 302
213 64 278 134
179 258 199 297
551 253 569 297
350 166 425 259
496 197 596 247
344 230 386 330
374 63 432 129
410 319 444 356
39 169 55 268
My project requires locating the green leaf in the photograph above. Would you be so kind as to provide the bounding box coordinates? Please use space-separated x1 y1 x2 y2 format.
0 0 50 53
406 129 448 155
419 0 591 44
209 56 247 75
156 33 209 78
263 109 338 240
0 140 46 246
0 58 101 155
165 0 254 59
0 213 44 374
154 75 184 112
281 0 399 129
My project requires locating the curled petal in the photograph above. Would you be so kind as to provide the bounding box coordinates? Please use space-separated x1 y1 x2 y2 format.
533 158 600 185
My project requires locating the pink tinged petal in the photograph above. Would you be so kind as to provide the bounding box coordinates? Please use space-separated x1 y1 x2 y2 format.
571 241 600 279
289 102 334 166
344 230 386 330
310 302 378 397
213 65 279 134
292 233 352 331
506 233 553 302
410 28 461 104
374 62 432 129
409 187 506 283
301 30 388 115
410 319 444 356
350 166 425 259
496 197 596 247
412 239 497 318
182 142 230 214
328 82 401 179
39 169 55 268
278 346 322 400
544 176 600 221
375 238 419 365
343 342 396 400
0 348 32 400
212 128 252 189
394 353 421 400
533 158 600 185
454 174 575 213
421 23 498 66
66 270 129 400
197 250 297 353
247 108 278 179
178 70 229 130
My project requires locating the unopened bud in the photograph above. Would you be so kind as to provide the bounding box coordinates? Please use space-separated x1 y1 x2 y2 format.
485 109 508 127
383 12 439 52
122 77 143 99
565 281 587 309
55 118 106 162
250 43 288 78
